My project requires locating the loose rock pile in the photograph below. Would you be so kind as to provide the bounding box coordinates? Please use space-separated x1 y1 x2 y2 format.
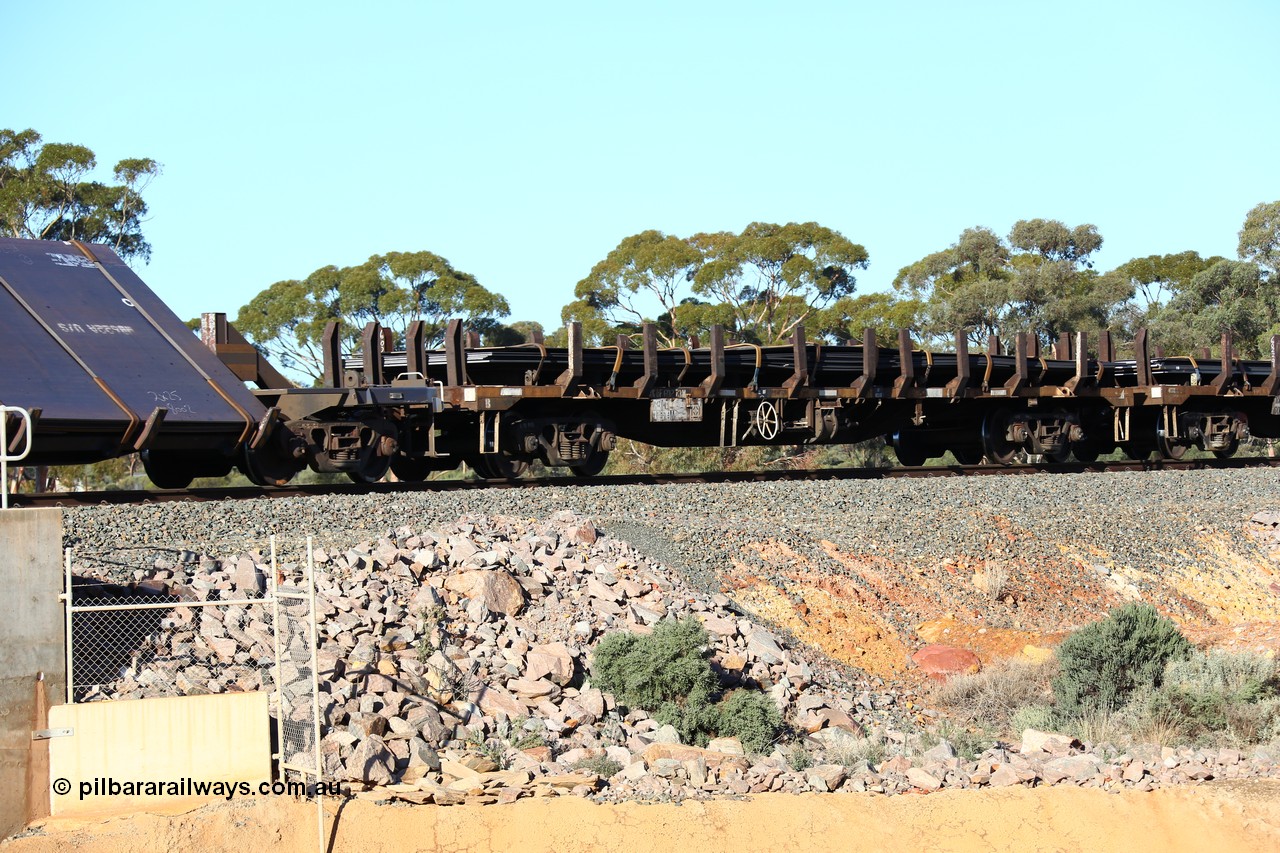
72 510 1280 804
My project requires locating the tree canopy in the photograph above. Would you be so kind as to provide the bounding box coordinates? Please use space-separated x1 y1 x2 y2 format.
234 251 510 382
0 128 160 261
894 219 1127 349
566 222 869 345
1238 200 1280 280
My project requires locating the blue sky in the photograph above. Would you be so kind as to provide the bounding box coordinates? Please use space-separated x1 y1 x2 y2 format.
5 0 1278 331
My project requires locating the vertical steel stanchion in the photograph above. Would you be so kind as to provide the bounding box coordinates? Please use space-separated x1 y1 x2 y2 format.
269 535 285 782
63 548 73 704
307 537 325 853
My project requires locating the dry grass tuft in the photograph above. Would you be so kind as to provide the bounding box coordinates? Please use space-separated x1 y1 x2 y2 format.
933 657 1055 736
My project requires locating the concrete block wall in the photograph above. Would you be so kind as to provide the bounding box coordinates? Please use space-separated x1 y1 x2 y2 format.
0 509 65 838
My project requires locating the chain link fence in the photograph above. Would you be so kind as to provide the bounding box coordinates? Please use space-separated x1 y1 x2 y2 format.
62 536 322 786
64 546 280 704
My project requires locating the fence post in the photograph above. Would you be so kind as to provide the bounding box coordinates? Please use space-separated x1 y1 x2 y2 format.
270 535 285 775
63 549 73 704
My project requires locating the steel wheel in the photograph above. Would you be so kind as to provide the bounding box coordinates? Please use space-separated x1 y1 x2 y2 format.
981 409 1019 465
1157 434 1187 460
1122 442 1154 461
347 453 392 484
1071 441 1100 463
891 431 928 467
389 455 437 482
471 454 529 479
570 448 610 477
141 450 196 490
1212 435 1240 459
240 443 302 487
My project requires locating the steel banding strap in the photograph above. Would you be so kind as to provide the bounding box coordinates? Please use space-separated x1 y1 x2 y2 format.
71 242 256 446
661 347 692 384
604 345 623 390
518 342 547 384
0 271 142 446
726 343 763 388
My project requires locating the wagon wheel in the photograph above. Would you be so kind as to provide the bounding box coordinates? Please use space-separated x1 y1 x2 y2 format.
1071 441 1101 463
140 450 197 490
1157 433 1187 460
981 408 1020 465
570 448 610 477
471 454 529 479
1122 441 1155 461
754 401 781 441
347 453 392 484
950 446 983 466
240 443 302 487
1212 434 1240 459
891 431 928 467
389 455 441 482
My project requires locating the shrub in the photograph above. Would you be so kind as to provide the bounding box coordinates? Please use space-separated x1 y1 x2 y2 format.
1148 651 1280 744
826 733 886 769
785 742 814 771
573 755 624 778
1163 650 1278 703
591 618 781 749
716 689 782 753
654 678 722 746
1009 703 1058 735
1052 603 1192 715
592 618 719 712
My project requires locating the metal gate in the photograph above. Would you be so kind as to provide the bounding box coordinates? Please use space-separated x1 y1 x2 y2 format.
61 534 325 848
61 536 323 782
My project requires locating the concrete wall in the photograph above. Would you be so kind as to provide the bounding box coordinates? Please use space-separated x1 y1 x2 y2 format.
48 692 271 815
0 509 65 839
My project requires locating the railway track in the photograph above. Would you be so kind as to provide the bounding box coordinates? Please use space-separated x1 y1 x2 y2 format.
8 455 1280 508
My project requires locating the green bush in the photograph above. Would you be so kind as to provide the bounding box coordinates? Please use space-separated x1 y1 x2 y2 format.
1053 603 1192 715
654 678 723 746
1009 703 1058 735
1146 651 1280 743
592 618 719 712
591 619 781 749
716 689 782 753
572 755 624 778
1163 650 1277 703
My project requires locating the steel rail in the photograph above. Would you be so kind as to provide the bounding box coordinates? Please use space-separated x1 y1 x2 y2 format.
7 456 1280 508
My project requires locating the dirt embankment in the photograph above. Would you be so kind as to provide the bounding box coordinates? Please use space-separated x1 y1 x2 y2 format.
718 513 1280 685
6 782 1279 853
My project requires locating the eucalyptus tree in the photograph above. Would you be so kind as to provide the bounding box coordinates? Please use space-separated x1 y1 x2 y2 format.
235 251 510 382
0 127 160 260
567 221 869 345
894 219 1122 349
